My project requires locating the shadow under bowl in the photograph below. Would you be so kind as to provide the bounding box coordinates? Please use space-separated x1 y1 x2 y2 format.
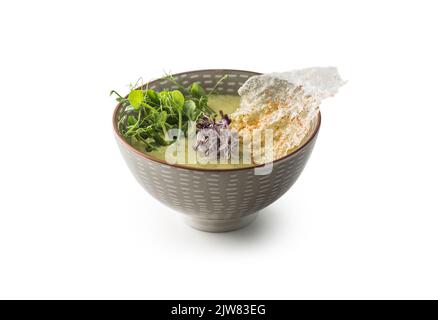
113 69 320 232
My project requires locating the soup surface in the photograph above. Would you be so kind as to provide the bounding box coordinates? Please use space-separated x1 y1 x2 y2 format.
136 95 251 169
129 95 298 169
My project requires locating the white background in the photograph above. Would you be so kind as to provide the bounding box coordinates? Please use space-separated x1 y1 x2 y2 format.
0 0 437 299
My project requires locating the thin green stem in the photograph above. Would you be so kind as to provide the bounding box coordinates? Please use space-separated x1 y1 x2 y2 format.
110 90 123 98
208 74 228 96
141 102 156 113
164 74 187 93
125 111 142 136
161 123 168 140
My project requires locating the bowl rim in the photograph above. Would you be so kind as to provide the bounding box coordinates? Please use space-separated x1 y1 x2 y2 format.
112 69 321 172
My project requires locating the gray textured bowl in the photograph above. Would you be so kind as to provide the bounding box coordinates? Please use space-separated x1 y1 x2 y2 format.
113 69 320 232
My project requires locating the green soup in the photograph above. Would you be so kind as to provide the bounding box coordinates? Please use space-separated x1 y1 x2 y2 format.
131 95 253 169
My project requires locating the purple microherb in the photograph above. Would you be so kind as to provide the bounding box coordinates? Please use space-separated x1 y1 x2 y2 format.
193 111 237 161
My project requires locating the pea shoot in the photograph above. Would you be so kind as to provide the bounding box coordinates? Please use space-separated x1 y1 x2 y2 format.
111 74 228 152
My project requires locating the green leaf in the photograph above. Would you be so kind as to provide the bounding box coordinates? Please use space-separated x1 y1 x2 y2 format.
188 82 206 98
146 89 160 105
158 91 171 106
160 110 168 123
183 100 197 120
153 133 168 145
128 115 136 126
128 90 144 109
171 90 185 109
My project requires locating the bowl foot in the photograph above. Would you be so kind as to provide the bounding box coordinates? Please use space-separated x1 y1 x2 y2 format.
184 213 258 233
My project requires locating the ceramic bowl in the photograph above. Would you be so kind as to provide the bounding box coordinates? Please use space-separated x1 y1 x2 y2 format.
113 69 321 232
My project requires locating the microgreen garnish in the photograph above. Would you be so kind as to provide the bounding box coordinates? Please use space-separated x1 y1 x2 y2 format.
194 110 235 161
111 74 229 152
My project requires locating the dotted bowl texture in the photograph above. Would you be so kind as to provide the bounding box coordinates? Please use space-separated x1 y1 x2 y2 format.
113 69 320 232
